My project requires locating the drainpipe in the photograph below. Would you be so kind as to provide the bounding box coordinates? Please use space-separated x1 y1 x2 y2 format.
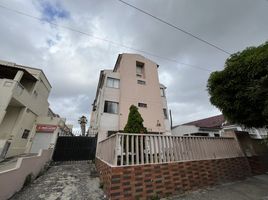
169 109 173 129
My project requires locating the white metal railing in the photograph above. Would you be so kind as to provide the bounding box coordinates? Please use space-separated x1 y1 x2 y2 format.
96 133 244 166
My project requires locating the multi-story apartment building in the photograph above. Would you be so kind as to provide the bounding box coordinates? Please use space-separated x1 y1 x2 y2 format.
0 60 70 159
90 54 171 142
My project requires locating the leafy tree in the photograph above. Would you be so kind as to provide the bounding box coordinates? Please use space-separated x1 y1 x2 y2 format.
207 41 268 128
124 105 147 133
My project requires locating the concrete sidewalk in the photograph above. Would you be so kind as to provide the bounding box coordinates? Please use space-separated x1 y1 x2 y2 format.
166 174 268 200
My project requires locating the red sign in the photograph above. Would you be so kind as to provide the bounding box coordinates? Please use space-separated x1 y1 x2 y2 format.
36 124 57 133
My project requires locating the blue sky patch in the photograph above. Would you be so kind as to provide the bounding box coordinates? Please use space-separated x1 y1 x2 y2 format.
39 1 70 22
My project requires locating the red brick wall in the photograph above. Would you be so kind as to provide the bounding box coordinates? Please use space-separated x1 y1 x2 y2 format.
96 157 251 200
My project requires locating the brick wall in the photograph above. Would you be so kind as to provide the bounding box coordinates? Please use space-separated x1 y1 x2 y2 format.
96 157 251 200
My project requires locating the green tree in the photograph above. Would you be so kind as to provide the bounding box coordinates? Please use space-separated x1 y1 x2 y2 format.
207 41 268 128
124 105 147 133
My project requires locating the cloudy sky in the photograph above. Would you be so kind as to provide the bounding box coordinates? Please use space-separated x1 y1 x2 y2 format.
0 0 267 130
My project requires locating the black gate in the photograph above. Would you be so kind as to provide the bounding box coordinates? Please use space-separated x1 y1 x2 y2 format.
52 136 97 161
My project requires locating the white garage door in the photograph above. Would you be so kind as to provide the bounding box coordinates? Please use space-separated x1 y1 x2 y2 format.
30 133 54 153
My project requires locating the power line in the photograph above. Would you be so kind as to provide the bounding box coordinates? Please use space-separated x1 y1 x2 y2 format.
118 0 231 55
0 4 212 72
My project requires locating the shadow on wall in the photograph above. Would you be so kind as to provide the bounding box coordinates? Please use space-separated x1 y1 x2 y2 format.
234 131 268 175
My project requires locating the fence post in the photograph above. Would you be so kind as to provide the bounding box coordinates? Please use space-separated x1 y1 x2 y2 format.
113 134 119 166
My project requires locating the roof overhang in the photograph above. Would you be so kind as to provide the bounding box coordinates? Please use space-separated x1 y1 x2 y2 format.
0 64 37 81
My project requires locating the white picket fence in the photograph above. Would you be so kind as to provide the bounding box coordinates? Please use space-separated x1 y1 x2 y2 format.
96 133 244 166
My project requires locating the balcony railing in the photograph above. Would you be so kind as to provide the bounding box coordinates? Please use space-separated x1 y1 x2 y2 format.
96 133 244 166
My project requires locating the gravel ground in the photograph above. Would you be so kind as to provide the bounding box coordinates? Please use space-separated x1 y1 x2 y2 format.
10 161 105 200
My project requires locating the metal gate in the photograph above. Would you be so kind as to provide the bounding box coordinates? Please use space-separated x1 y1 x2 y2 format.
52 136 97 161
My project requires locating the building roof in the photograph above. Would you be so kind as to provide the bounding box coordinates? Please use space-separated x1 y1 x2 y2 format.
0 59 52 88
177 114 225 129
113 53 159 72
0 64 37 81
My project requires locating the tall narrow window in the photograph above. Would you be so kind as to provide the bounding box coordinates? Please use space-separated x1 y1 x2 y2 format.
136 61 145 78
163 108 168 119
107 77 120 88
160 88 165 97
104 101 119 114
22 129 30 139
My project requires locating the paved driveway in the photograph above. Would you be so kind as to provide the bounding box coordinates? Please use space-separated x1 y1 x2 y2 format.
11 161 105 200
166 174 268 200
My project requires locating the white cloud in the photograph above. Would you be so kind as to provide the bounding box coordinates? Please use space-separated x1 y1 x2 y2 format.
0 0 267 128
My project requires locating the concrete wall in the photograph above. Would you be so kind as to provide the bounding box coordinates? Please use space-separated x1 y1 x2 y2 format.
0 149 53 200
223 130 268 175
7 109 37 157
0 106 21 139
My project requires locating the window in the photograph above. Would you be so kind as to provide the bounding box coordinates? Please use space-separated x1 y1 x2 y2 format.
137 80 146 85
136 61 144 77
107 77 120 88
22 129 30 139
160 88 165 97
104 101 119 114
138 103 147 108
163 108 168 119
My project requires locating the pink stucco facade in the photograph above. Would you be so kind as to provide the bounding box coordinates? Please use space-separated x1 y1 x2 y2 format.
90 54 171 142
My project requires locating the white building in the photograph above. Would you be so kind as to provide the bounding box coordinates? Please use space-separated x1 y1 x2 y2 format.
0 60 70 159
90 53 171 142
172 114 268 139
172 115 224 137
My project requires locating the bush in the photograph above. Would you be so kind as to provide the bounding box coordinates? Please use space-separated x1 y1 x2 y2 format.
124 105 147 133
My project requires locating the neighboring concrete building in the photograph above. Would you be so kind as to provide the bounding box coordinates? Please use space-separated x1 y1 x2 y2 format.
0 60 70 159
90 53 171 142
221 123 268 139
172 115 224 137
172 114 268 139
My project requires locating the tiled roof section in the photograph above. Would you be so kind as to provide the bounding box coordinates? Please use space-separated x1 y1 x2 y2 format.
183 114 225 128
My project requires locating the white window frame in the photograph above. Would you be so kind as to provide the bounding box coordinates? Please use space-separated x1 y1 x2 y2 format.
160 88 165 97
136 61 145 78
107 77 120 89
104 101 119 114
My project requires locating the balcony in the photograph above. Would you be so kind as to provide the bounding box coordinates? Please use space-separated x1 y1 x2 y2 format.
0 79 35 111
